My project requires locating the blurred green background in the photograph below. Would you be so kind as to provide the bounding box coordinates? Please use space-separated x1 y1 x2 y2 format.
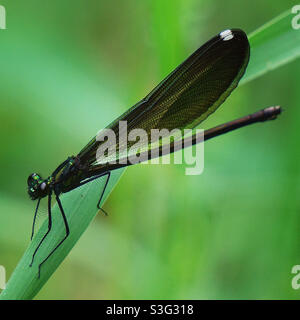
0 0 299 299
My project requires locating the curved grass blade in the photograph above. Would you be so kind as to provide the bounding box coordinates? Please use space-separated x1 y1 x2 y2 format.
241 9 300 84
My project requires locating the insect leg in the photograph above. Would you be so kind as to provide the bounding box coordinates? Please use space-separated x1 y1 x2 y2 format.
30 192 52 267
96 171 110 210
37 193 70 278
31 198 41 240
77 172 111 216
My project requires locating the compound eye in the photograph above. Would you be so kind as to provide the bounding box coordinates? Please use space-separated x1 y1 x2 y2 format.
27 173 42 186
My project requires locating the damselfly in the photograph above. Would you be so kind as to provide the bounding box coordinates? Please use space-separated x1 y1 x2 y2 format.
27 29 281 276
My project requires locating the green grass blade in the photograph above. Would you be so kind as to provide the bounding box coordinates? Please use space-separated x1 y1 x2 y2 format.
242 9 300 84
0 169 124 300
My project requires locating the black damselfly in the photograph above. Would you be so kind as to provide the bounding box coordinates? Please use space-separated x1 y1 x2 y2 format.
27 29 281 276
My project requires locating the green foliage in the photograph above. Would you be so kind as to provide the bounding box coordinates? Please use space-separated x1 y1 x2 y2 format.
242 10 300 84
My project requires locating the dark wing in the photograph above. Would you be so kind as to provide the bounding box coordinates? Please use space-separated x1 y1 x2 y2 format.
78 29 250 171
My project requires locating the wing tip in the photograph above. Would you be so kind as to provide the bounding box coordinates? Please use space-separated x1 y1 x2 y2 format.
219 28 248 42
